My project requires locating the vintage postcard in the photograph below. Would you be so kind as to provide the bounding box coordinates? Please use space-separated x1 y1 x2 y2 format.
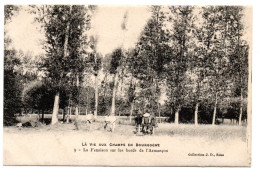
3 4 252 166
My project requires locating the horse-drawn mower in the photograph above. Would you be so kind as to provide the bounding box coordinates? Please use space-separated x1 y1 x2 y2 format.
135 113 158 136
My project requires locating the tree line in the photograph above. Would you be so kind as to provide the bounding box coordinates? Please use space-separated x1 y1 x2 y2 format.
4 5 249 126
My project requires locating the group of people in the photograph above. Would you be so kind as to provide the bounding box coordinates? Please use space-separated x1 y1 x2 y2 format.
135 111 158 135
85 110 158 134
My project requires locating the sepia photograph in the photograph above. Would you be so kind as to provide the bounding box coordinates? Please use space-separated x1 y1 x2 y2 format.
3 3 252 166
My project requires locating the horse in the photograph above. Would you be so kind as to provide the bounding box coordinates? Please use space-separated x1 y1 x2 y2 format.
142 115 158 134
135 114 143 133
135 114 158 135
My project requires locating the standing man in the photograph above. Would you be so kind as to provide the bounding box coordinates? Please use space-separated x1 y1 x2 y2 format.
142 110 151 133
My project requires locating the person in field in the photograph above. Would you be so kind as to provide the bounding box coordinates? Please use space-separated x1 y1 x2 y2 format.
135 112 143 133
86 111 94 124
142 111 151 133
104 114 117 132
141 111 158 135
149 113 158 134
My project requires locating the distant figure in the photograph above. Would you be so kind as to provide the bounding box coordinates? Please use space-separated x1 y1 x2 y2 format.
150 114 158 134
16 123 22 130
142 111 151 133
86 111 94 124
74 120 79 130
104 114 117 132
135 113 143 134
135 113 143 126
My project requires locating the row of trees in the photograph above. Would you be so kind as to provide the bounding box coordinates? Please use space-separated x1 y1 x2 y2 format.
124 6 248 125
4 5 249 126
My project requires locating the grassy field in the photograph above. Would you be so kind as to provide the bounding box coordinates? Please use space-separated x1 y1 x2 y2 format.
4 119 247 141
5 114 247 140
3 117 249 166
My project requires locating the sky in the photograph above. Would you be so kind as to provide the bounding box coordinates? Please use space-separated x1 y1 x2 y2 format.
5 7 45 55
5 5 151 56
5 5 252 56
88 5 151 55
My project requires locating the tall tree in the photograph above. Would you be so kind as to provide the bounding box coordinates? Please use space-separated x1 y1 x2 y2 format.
125 51 138 121
166 6 194 124
34 5 91 124
88 36 102 118
110 48 123 115
131 6 170 114
68 5 91 120
4 5 21 125
199 6 233 125
226 6 248 125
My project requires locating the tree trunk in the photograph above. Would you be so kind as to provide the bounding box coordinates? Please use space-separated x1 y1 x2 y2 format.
111 73 118 116
66 107 69 123
175 109 179 125
75 106 79 119
102 72 108 100
51 91 60 125
38 110 40 120
130 101 134 123
86 86 89 115
41 109 44 123
75 74 80 120
94 75 98 119
212 93 218 125
69 107 72 119
194 103 199 125
239 90 243 126
66 106 71 123
212 105 217 125
158 103 161 123
52 6 71 125
61 109 64 121
247 49 251 127
62 108 66 122
66 96 71 123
